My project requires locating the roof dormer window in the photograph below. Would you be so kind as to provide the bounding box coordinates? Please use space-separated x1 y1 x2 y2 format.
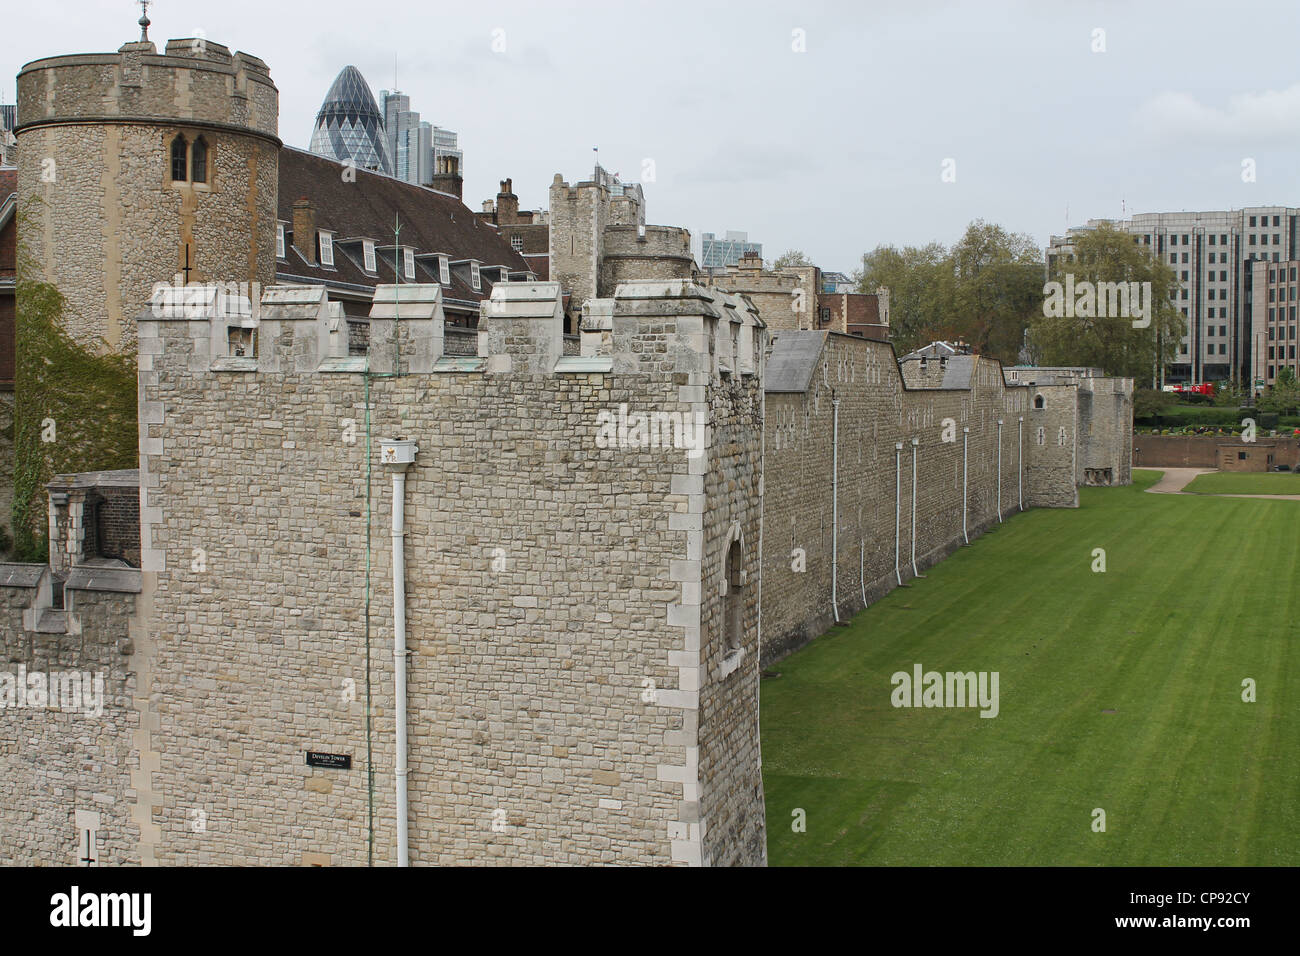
276 223 286 259
403 247 416 280
319 231 334 268
363 240 376 273
471 261 481 291
497 266 509 284
438 256 450 285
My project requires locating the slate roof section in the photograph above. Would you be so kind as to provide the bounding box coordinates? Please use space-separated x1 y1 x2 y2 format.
0 563 43 588
765 330 828 393
523 253 549 280
276 148 532 315
937 355 975 389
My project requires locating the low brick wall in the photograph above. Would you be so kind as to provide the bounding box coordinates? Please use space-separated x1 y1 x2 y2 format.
1134 434 1300 469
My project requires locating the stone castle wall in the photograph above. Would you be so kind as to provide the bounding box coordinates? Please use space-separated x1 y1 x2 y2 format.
127 279 766 865
699 266 803 332
0 569 140 865
760 333 1079 664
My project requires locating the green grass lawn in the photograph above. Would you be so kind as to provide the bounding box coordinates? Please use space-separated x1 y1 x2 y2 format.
761 469 1300 865
1182 471 1300 496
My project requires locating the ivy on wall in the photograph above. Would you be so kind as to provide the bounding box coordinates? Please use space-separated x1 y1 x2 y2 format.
12 278 137 561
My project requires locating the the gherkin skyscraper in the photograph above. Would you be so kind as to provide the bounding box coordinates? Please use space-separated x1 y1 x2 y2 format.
309 65 392 174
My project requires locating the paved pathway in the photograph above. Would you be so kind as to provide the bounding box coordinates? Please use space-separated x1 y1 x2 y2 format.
1140 467 1300 500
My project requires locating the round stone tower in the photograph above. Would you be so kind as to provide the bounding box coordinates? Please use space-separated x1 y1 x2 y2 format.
14 26 280 355
8 22 279 556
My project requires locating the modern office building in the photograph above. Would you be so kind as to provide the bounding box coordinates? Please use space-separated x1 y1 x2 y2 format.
701 230 762 270
0 104 16 166
431 125 463 181
309 71 462 189
1250 259 1300 387
380 90 463 188
1047 207 1300 386
309 65 392 174
821 270 854 293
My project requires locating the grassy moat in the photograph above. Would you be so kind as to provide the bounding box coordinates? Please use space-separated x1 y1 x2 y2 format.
762 469 1299 865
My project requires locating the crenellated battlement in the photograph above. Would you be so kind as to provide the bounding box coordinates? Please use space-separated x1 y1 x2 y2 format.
16 37 279 141
140 278 767 384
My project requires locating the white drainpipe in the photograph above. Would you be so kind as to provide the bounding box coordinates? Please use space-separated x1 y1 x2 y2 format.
893 441 903 585
961 427 970 545
831 398 840 623
381 438 418 867
859 540 867 607
996 419 1004 523
910 437 920 578
1017 416 1024 511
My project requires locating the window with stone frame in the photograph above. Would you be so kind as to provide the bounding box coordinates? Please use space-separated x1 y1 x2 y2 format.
191 135 209 183
723 538 744 656
170 134 187 181
228 326 257 358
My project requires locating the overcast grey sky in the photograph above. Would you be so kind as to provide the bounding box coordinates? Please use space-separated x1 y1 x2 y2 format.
6 0 1300 273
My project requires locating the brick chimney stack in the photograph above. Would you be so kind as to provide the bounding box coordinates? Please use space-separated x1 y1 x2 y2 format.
431 172 463 201
496 178 519 225
292 197 316 264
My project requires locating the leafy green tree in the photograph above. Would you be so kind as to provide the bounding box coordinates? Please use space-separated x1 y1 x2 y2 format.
771 250 812 271
1133 387 1177 420
1211 379 1248 407
1258 367 1300 415
1028 223 1184 380
854 241 955 354
950 221 1043 364
853 221 1043 362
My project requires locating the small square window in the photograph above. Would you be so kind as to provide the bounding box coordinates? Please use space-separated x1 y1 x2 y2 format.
228 326 257 358
1238 451 1247 461
510 236 524 252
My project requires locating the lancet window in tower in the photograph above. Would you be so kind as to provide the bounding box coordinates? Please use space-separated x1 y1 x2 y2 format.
191 136 208 183
170 134 187 182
